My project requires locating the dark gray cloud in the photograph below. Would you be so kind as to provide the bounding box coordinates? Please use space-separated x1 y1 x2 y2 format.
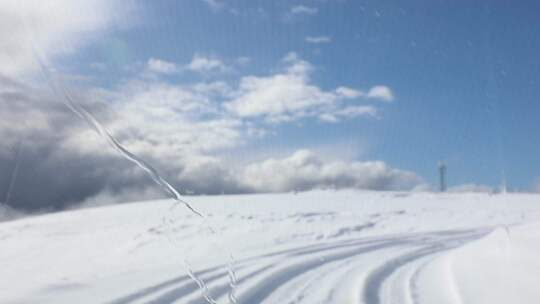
0 77 130 210
0 76 249 212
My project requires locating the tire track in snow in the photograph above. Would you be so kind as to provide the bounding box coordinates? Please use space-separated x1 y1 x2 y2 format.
110 228 491 304
111 238 393 303
257 229 489 304
235 241 410 304
363 228 490 304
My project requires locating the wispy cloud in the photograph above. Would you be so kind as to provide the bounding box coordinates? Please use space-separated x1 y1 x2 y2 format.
147 58 178 74
236 56 251 66
202 0 224 11
335 86 363 98
367 85 395 102
290 5 318 15
305 36 331 44
318 106 377 123
187 54 227 73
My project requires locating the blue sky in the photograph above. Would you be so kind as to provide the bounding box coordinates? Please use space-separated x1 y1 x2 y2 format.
2 0 540 210
70 0 539 190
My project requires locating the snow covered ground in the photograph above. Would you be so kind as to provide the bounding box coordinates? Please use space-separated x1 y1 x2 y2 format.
2 190 540 304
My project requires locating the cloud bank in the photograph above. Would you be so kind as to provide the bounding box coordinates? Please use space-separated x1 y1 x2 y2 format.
241 150 421 192
0 74 419 211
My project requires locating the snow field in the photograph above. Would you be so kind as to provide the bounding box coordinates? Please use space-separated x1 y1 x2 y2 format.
1 190 540 303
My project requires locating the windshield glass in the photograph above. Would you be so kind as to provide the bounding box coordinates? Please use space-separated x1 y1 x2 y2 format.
1 1 539 304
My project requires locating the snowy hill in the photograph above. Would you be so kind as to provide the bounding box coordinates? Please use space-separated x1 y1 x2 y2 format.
2 190 540 304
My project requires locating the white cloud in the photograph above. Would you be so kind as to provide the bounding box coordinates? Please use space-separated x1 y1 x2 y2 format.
192 80 233 97
241 150 421 192
89 81 242 159
187 54 227 73
225 54 327 120
367 85 395 102
0 0 131 77
336 86 363 98
55 76 241 162
147 58 178 74
225 53 384 123
318 106 377 123
305 36 331 44
291 5 318 15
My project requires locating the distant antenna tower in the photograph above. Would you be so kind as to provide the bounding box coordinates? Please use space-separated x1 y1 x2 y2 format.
438 161 446 192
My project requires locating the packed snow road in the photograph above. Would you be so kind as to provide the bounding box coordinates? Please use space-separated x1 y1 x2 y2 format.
1 191 540 304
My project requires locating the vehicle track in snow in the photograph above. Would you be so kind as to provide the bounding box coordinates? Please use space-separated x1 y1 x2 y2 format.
110 227 490 304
